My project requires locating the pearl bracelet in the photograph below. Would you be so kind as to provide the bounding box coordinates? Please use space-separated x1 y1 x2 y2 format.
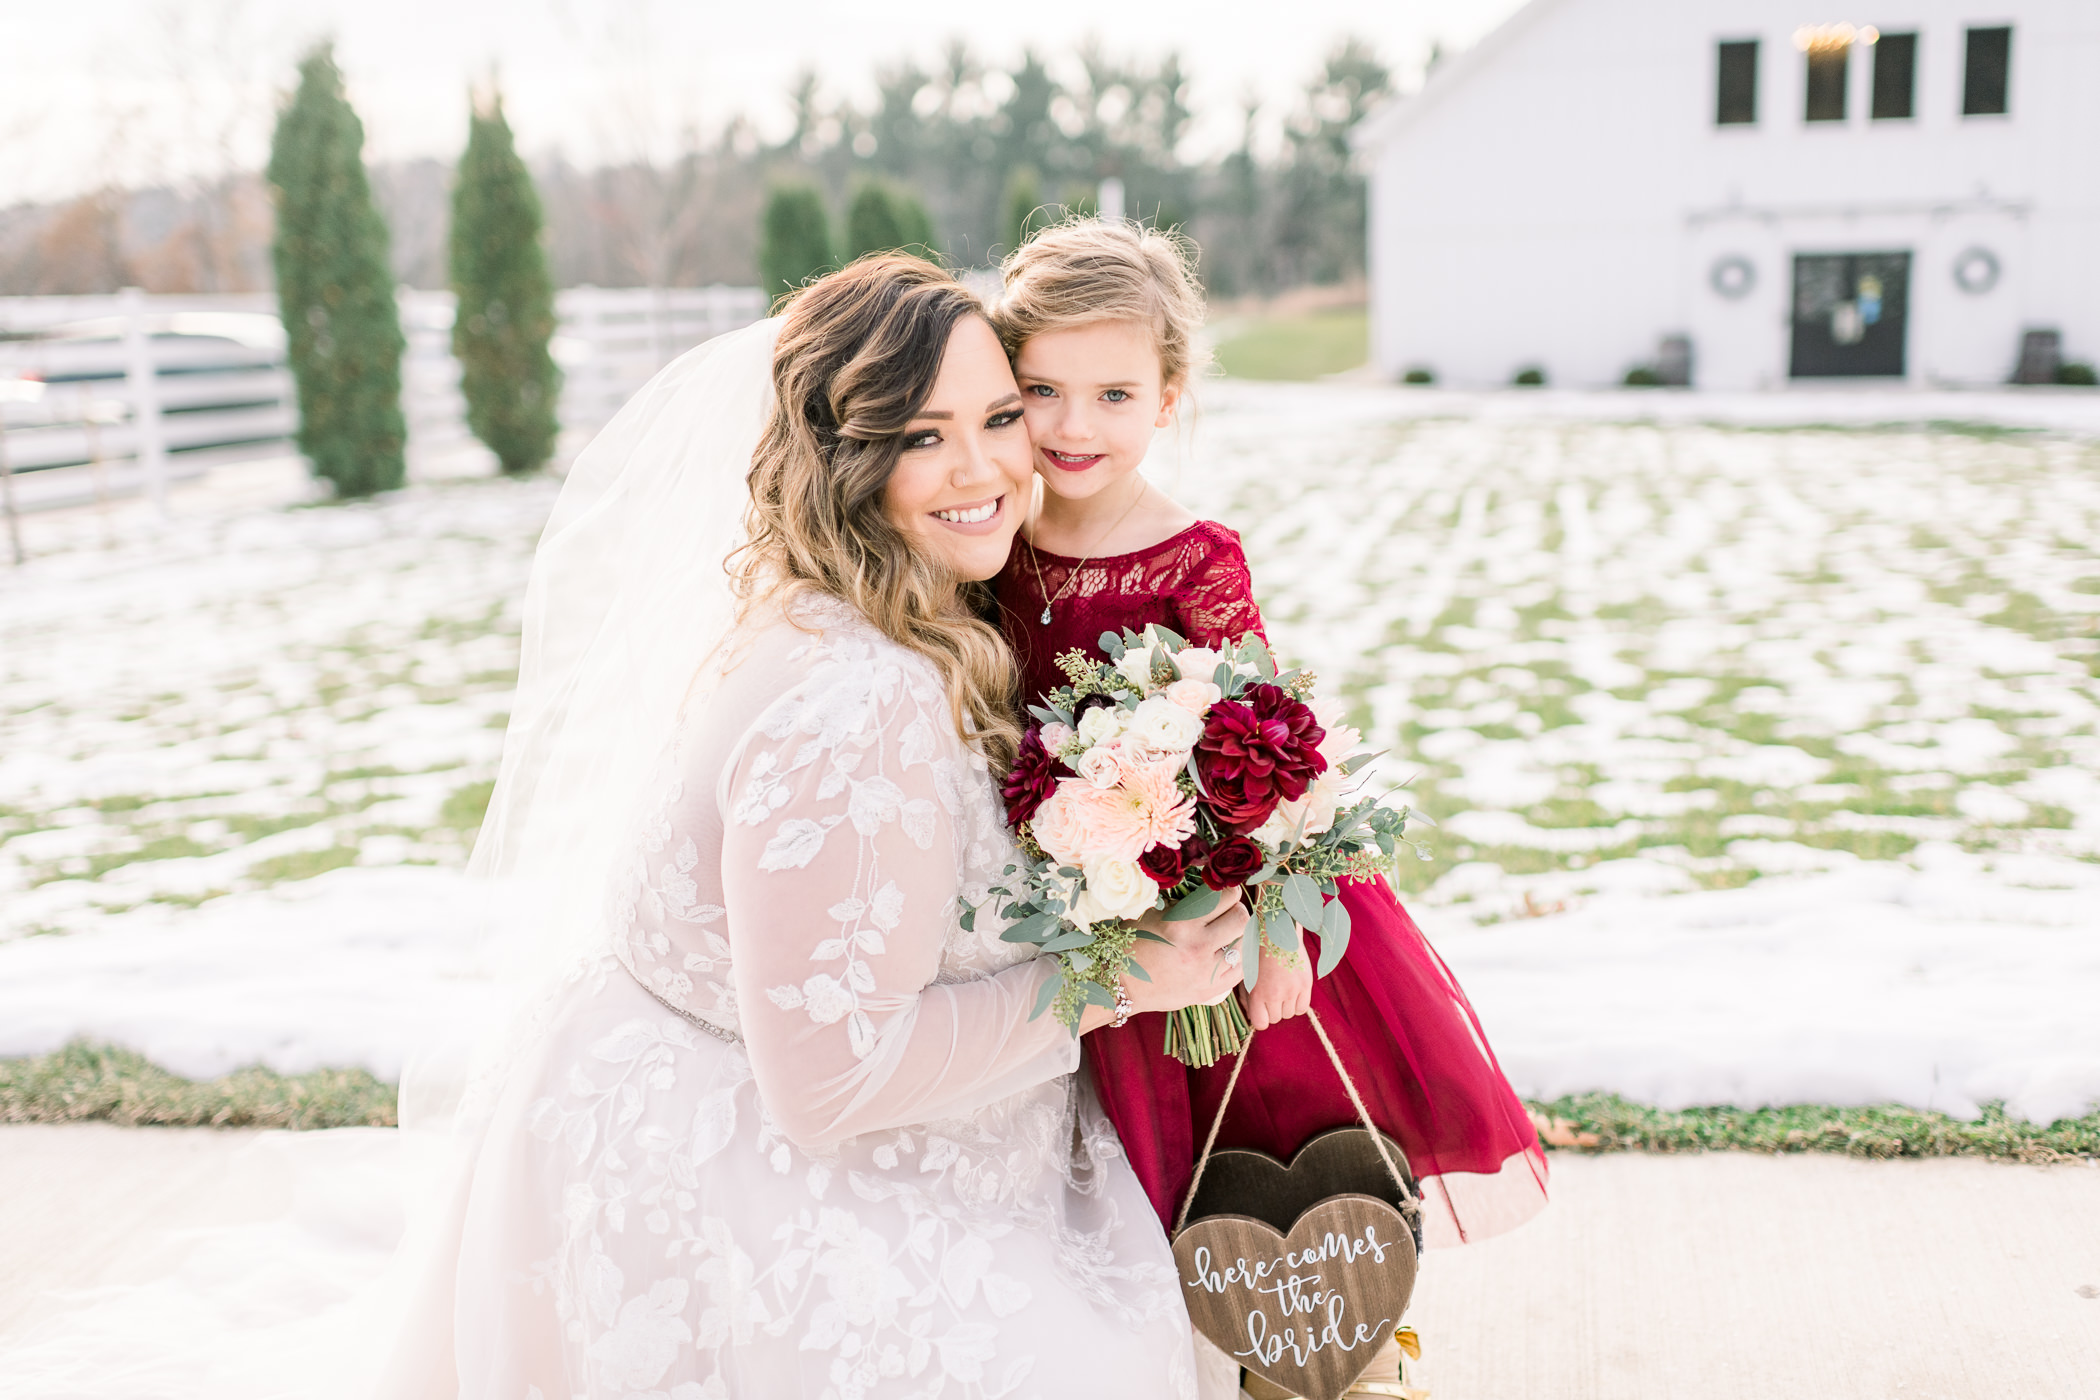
1110 983 1135 1029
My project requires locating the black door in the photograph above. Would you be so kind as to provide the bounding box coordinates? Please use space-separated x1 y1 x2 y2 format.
1790 251 1911 377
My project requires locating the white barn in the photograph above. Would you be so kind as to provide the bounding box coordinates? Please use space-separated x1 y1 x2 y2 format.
1353 0 2100 389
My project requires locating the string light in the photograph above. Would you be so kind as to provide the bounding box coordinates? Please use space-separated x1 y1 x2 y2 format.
1793 23 1879 52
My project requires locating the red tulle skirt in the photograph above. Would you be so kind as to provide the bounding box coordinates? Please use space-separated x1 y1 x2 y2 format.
1086 877 1549 1248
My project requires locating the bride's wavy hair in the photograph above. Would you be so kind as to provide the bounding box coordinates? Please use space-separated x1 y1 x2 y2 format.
736 255 1022 772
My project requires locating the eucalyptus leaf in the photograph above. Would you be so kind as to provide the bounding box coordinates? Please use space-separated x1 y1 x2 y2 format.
1030 969 1063 1020
1212 662 1236 692
1081 980 1117 1009
1409 811 1438 828
1165 885 1223 922
1026 704 1064 727
1241 938 1259 990
1317 897 1353 976
1338 751 1385 776
1280 871 1325 929
1133 927 1172 944
999 910 1060 944
1099 631 1126 660
1040 927 1096 952
959 907 976 933
1124 959 1153 982
1149 623 1188 650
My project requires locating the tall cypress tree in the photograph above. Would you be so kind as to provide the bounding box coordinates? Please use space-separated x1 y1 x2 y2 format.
266 45 406 497
449 92 560 474
759 184 834 305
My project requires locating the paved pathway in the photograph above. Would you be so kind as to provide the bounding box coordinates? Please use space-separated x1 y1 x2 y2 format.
1 1128 2096 1398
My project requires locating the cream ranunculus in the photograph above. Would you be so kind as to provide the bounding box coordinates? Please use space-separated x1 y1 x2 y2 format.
1040 721 1076 754
1074 856 1157 923
1075 704 1126 748
1127 694 1206 754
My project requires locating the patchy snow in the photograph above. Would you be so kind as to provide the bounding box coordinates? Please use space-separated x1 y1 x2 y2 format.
3 392 2098 1122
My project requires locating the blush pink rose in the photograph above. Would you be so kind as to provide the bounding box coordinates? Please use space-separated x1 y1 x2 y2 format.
1163 678 1224 715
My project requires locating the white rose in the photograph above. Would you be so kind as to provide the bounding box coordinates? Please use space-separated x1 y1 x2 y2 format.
1114 648 1160 694
1075 705 1126 748
1252 775 1343 846
1074 857 1157 923
1128 694 1206 754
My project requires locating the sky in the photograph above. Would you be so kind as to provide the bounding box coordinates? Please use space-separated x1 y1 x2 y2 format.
0 0 1526 205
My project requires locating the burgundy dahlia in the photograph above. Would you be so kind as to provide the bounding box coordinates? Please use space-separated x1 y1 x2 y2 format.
1193 683 1328 834
1201 835 1265 890
1002 727 1070 825
1140 836 1209 889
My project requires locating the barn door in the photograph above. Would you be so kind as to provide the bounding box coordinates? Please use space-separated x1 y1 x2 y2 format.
1790 252 1911 377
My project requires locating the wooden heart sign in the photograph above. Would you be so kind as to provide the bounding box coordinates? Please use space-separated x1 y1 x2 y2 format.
1183 1126 1419 1248
1173 1194 1419 1400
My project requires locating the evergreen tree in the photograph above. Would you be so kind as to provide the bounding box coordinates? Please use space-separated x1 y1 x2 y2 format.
759 184 834 304
1000 167 1046 256
266 45 406 497
449 91 560 474
845 180 937 262
845 182 907 261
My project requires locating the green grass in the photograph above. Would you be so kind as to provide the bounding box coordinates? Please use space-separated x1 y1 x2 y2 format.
1213 307 1368 382
1531 1094 2100 1164
6 1044 2088 1161
0 1042 397 1129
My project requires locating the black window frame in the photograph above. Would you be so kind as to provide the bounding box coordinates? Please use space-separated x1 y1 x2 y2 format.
1716 38 1760 126
1870 32 1918 120
1804 42 1850 122
1962 26 2012 116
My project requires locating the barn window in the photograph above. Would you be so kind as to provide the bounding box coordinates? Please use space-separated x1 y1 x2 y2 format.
1716 40 1759 125
1871 32 1917 119
1962 26 2012 115
1804 43 1849 122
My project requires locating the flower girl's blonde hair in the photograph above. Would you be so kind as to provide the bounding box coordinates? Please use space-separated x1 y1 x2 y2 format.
994 218 1209 388
738 255 1021 771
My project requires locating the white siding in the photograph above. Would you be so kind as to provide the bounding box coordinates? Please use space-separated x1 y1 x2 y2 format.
1360 0 2100 389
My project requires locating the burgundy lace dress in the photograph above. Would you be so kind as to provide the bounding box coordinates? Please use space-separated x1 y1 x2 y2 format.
993 522 1550 1249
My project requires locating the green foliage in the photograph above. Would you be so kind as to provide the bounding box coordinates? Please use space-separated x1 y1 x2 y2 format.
1213 308 1368 381
1000 166 1048 256
1513 365 1547 387
1531 1093 2100 1163
1402 367 1435 385
2058 361 2098 386
449 93 560 474
266 45 407 498
0 1041 397 1128
1623 365 1662 387
759 184 835 304
844 180 937 262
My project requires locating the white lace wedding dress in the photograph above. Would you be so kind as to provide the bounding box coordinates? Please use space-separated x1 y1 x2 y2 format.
390 598 1201 1399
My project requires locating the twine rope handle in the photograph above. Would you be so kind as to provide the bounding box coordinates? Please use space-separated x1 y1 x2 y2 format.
1172 1006 1417 1236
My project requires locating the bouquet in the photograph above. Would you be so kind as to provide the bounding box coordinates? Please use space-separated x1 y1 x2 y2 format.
964 625 1429 1067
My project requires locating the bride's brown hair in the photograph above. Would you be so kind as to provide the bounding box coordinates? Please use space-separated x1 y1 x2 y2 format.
736 255 1022 772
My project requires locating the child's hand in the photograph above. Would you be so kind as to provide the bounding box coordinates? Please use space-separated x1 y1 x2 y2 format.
1240 936 1315 1031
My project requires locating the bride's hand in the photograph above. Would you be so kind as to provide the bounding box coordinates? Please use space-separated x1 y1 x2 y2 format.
1078 894 1250 1032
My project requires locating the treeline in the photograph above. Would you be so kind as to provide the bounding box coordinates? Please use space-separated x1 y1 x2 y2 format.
0 38 1394 301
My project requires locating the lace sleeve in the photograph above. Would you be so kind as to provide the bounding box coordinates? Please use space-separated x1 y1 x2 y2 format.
1172 527 1268 649
719 638 1077 1150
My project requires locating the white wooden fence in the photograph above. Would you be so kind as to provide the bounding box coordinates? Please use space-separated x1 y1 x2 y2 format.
0 284 767 515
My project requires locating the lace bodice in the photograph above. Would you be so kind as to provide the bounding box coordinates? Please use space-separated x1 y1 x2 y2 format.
608 599 1077 1148
991 522 1267 704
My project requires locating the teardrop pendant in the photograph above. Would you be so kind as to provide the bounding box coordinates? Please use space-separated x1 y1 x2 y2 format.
1040 606 1054 625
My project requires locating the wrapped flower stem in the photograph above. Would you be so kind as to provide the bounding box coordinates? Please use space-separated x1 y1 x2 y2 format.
1164 994 1252 1068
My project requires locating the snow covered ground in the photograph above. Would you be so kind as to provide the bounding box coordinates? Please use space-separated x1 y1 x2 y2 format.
3 385 2097 1120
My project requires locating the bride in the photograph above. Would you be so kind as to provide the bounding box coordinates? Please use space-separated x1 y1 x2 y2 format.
381 255 1251 1398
